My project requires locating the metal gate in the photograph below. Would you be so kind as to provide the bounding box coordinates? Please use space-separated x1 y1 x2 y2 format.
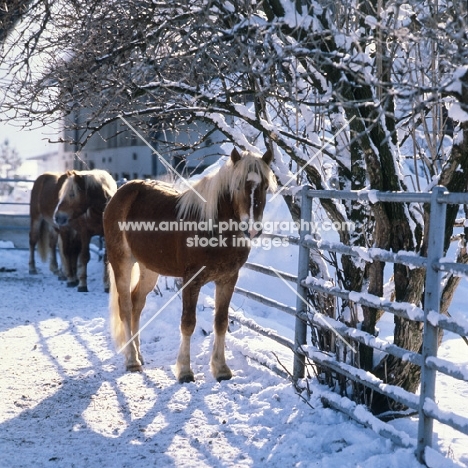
232 185 468 466
0 178 34 248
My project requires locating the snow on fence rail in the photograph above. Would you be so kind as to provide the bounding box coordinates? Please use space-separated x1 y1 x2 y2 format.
232 185 468 466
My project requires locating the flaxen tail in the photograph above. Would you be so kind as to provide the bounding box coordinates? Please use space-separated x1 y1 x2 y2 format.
109 262 140 351
37 220 50 263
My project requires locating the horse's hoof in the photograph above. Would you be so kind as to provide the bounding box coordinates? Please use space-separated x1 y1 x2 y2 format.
126 364 143 372
216 373 233 382
29 269 38 275
178 373 195 384
212 364 233 382
67 281 79 288
77 286 88 292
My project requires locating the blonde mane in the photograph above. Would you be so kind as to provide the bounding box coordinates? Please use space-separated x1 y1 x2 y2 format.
176 151 276 222
85 170 117 198
58 170 117 201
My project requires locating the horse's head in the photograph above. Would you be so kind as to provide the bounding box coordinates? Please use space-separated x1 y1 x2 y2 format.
230 148 275 239
54 171 88 227
176 148 276 238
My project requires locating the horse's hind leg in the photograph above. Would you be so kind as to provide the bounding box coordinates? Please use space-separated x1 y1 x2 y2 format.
112 259 142 371
210 275 237 381
176 281 201 383
130 264 159 367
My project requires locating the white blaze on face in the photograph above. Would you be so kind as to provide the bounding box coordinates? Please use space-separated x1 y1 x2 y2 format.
247 172 262 184
247 171 262 238
54 182 69 225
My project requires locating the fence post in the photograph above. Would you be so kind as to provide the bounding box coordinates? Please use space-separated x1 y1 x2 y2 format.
416 185 447 463
293 185 312 381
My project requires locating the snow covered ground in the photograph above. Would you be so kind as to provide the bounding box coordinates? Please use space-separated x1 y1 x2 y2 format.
1 195 467 467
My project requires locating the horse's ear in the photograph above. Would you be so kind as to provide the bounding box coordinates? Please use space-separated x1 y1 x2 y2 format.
230 148 242 164
262 149 273 165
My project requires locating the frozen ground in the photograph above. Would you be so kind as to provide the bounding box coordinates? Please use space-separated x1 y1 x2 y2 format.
0 245 467 468
1 192 467 468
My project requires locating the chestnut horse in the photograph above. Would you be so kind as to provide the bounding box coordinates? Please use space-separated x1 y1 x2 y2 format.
29 172 81 284
104 148 275 381
54 169 117 292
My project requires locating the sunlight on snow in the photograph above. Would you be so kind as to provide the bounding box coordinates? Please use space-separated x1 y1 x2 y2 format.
0 323 62 423
433 336 468 460
81 381 127 437
70 316 114 363
168 387 192 413
37 317 94 375
82 371 174 440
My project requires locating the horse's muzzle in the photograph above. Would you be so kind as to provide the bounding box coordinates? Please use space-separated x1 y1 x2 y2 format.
54 213 69 227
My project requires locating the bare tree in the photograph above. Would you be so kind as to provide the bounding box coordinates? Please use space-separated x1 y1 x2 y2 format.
0 0 32 43
0 139 21 195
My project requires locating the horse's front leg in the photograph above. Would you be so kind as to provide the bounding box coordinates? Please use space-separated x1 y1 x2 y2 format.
113 262 142 372
176 282 201 383
48 228 60 275
77 231 91 292
130 265 159 367
210 275 238 381
58 228 77 285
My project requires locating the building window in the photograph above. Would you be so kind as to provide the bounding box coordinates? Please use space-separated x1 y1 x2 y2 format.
102 157 106 163
133 152 138 160
108 157 112 163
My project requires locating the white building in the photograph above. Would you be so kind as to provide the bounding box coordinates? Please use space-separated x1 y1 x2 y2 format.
62 113 226 181
26 150 68 177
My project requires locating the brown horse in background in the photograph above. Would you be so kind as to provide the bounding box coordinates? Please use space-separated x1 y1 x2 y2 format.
103 148 275 381
29 172 81 285
54 169 117 292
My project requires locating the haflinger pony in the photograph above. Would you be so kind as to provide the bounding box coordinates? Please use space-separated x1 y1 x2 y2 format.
104 148 276 382
54 169 117 292
29 172 81 283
